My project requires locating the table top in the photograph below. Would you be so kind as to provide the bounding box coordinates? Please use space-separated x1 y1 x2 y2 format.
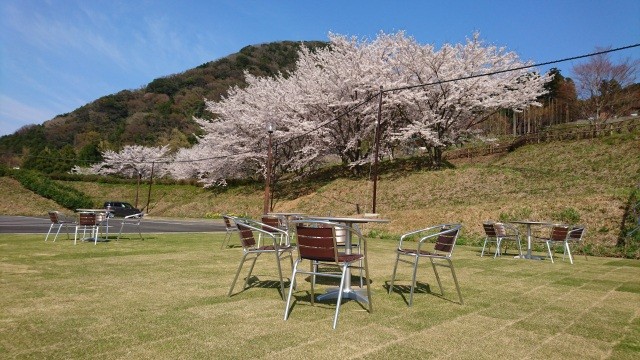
509 220 553 226
304 216 389 224
268 212 304 216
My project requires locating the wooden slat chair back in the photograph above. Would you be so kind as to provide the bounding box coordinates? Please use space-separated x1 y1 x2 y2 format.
296 226 337 261
259 215 286 246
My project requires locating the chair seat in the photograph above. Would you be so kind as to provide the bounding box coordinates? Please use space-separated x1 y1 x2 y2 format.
396 248 442 257
255 244 295 251
311 253 363 263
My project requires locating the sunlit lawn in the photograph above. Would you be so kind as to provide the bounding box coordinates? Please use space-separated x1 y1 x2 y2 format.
1 232 639 359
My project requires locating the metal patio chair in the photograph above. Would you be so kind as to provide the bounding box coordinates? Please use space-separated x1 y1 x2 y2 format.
74 212 101 245
228 219 294 300
480 222 500 257
284 220 372 329
494 222 523 257
117 213 144 240
45 211 76 242
258 215 287 247
536 225 572 264
388 223 464 306
565 226 587 263
481 222 522 258
220 215 238 249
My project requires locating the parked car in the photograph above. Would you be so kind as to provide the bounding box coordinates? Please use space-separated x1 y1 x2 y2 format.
103 201 141 218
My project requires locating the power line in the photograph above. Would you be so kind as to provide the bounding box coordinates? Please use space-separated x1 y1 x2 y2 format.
387 43 640 93
5 43 639 166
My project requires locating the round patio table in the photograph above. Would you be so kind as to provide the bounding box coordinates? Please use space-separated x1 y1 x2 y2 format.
508 220 552 259
302 216 389 304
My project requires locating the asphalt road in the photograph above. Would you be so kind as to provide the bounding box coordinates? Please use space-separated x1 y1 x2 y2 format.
0 215 226 235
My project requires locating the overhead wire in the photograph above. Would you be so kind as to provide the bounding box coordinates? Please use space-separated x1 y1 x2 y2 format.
6 43 639 166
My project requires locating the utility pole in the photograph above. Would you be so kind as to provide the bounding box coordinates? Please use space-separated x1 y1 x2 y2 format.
263 123 274 214
372 86 383 214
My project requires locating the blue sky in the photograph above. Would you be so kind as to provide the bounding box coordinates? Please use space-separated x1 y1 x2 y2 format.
1 0 639 137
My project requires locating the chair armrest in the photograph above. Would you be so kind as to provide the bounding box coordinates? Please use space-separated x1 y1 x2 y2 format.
124 213 144 219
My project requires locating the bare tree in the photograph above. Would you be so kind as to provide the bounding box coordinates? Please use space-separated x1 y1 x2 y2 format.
572 48 639 122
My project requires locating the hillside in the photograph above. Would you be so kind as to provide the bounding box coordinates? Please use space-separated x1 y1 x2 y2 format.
2 133 639 257
0 41 327 167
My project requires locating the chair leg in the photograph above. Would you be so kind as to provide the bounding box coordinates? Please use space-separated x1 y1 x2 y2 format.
409 255 420 307
362 255 373 313
220 231 231 249
117 222 125 240
516 237 523 257
563 241 574 264
309 261 316 305
45 224 55 242
332 263 349 329
243 255 259 290
480 237 489 257
493 239 502 258
430 259 445 296
546 241 554 263
228 253 249 296
274 251 285 300
447 259 464 305
53 224 64 242
284 259 301 321
388 253 400 294
287 252 295 290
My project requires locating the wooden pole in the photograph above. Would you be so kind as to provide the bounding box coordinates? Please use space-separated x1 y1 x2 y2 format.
263 125 274 214
145 162 154 214
372 86 383 214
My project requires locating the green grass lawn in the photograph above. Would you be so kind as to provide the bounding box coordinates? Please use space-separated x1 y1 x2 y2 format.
1 231 639 359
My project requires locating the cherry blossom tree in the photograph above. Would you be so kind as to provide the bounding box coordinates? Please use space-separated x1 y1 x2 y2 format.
95 145 171 179
171 31 552 185
71 145 171 178
385 32 551 165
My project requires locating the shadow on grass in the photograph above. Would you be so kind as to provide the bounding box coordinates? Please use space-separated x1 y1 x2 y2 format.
228 276 291 299
285 276 373 321
384 281 461 305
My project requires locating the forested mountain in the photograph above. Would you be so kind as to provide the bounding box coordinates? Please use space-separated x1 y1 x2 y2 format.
0 41 327 170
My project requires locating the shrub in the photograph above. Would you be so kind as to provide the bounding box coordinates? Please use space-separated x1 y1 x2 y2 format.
552 207 581 224
498 207 533 222
11 169 93 210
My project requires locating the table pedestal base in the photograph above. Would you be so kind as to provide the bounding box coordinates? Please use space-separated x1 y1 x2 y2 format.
515 254 543 260
317 287 369 304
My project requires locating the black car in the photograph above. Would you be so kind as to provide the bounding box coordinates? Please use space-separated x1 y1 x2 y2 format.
103 201 141 218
